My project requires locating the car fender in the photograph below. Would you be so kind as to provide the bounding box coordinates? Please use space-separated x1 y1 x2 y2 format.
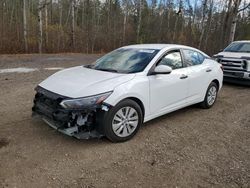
205 59 223 92
104 74 150 121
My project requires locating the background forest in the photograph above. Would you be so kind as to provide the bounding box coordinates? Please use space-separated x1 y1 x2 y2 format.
0 0 249 55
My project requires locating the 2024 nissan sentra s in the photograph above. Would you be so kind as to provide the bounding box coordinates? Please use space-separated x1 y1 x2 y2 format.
32 44 223 142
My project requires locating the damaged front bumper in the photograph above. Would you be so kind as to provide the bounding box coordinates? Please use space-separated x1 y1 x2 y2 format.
41 117 102 139
32 86 109 139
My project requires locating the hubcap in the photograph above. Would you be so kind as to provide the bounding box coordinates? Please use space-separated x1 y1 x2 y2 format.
112 107 139 137
207 86 217 106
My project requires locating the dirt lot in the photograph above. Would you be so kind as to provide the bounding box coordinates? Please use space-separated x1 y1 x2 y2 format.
0 54 249 188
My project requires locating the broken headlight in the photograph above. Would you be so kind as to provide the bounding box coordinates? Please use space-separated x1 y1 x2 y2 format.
60 91 112 109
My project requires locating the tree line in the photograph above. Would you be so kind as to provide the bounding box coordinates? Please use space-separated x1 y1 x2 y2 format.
0 0 249 55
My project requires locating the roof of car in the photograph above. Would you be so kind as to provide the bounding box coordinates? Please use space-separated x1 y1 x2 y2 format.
122 44 193 50
121 44 209 57
232 40 250 43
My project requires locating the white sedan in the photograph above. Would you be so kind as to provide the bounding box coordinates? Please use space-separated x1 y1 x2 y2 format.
32 44 223 142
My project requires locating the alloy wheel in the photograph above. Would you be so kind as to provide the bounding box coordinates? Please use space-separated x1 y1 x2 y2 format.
207 86 217 106
112 106 139 137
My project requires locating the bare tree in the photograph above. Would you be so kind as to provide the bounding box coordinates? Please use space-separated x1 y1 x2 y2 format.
222 0 233 46
38 0 43 54
136 0 142 43
92 0 101 52
192 0 197 24
71 0 76 50
57 0 63 51
157 0 165 42
122 0 128 44
204 0 214 50
1 0 250 54
198 0 208 49
173 0 182 42
45 0 49 50
229 0 250 43
23 0 28 52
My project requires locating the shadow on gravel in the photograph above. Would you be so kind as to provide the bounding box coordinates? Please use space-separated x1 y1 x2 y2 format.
223 81 250 88
0 138 9 149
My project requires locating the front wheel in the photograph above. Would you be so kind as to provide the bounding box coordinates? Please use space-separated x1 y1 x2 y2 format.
200 82 218 109
102 99 143 142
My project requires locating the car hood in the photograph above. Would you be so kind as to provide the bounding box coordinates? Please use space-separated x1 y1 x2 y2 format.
39 66 135 98
216 52 250 59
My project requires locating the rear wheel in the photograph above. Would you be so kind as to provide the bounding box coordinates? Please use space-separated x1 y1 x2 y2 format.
103 99 143 142
200 82 218 109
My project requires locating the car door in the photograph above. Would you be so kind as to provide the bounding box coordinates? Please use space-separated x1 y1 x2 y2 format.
181 49 211 102
148 50 189 115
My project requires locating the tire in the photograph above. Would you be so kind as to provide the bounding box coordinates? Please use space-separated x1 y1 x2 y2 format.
102 99 143 142
200 82 218 109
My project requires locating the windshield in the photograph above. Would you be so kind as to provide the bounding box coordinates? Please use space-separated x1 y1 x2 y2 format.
224 42 250 53
87 48 159 73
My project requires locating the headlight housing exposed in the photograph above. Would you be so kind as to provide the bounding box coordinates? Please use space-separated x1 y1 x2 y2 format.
60 91 112 109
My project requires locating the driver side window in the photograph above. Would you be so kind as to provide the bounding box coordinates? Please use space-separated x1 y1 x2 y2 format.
158 51 183 69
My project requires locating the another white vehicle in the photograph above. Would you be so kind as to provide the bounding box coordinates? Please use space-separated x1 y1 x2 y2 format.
32 44 223 142
213 40 250 84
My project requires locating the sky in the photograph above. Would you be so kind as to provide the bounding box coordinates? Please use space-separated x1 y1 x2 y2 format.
185 0 250 12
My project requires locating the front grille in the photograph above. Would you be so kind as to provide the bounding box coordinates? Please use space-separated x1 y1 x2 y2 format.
34 92 61 110
34 86 68 110
219 58 246 71
32 86 70 124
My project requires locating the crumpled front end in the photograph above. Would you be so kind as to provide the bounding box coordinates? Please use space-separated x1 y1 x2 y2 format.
32 86 108 139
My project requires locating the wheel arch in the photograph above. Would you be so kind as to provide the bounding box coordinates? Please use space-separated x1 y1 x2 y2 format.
211 79 220 89
123 97 145 118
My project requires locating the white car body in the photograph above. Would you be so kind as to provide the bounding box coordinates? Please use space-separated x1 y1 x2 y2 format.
39 44 223 123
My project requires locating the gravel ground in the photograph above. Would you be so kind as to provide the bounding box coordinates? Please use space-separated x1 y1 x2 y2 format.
0 54 249 188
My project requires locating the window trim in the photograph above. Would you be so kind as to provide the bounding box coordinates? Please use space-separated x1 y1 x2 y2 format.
181 48 206 67
147 49 185 76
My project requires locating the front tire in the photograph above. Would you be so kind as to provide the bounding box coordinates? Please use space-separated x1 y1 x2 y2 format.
200 82 218 109
103 99 143 142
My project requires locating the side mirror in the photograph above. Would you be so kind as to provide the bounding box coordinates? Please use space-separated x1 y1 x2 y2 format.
153 65 172 75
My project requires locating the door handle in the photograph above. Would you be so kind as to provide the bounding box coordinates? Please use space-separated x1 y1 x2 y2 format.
206 68 212 72
180 74 188 79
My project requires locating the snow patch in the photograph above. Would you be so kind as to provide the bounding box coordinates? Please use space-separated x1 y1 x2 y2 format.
0 67 38 74
46 57 72 61
44 67 64 70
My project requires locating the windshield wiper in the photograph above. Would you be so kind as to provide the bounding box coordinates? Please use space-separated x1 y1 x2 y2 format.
95 68 118 73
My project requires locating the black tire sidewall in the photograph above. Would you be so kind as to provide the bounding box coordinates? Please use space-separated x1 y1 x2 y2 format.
103 99 143 142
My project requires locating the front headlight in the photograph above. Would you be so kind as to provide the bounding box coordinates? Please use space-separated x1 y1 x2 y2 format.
60 91 112 109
